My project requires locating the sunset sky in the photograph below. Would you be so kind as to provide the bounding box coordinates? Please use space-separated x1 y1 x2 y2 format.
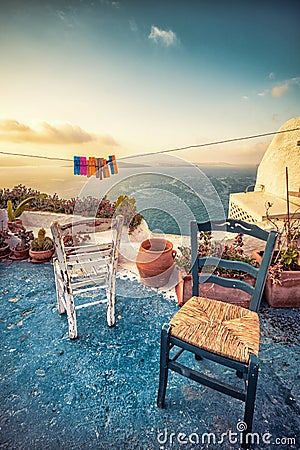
0 0 300 169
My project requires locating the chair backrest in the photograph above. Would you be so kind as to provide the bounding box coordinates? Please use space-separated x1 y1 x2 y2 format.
191 219 278 311
51 215 124 291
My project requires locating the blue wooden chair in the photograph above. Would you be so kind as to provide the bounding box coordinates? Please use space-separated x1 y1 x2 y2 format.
157 219 277 449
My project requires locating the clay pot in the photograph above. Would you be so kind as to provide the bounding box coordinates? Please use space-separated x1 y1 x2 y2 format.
7 219 23 233
136 238 177 288
252 250 300 308
10 245 29 260
29 247 55 263
175 273 192 306
175 272 254 308
0 244 11 259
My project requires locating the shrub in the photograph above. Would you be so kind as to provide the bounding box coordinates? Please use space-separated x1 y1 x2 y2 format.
0 185 143 233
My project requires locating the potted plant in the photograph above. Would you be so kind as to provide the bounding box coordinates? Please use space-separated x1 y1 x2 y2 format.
252 202 300 308
29 228 55 263
7 193 46 232
0 224 11 259
10 228 34 260
175 232 258 308
114 195 144 234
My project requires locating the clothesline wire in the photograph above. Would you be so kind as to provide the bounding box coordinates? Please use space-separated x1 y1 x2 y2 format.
0 127 299 164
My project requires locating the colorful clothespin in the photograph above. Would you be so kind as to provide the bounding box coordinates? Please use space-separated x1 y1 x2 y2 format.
108 155 118 175
74 156 80 175
90 157 96 176
96 158 104 179
80 157 87 175
103 159 110 178
87 157 96 177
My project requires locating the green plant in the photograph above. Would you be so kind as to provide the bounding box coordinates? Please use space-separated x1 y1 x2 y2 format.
265 201 300 277
128 213 143 234
175 245 192 274
0 228 10 248
279 245 299 269
1 185 143 233
15 228 34 250
115 195 136 225
7 194 47 222
175 232 258 279
31 228 54 251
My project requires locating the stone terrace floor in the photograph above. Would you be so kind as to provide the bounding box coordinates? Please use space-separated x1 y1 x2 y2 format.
0 260 299 450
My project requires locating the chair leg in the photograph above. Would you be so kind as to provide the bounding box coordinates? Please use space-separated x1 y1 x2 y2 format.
106 255 117 327
53 261 66 314
157 326 171 409
65 292 77 339
242 355 259 450
106 283 115 327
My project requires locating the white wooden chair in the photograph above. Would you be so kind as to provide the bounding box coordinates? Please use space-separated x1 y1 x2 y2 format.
50 215 124 339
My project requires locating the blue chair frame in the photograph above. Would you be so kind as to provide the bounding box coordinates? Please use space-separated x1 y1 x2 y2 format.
157 219 278 450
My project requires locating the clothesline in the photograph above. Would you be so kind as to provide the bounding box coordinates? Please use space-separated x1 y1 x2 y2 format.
0 127 299 165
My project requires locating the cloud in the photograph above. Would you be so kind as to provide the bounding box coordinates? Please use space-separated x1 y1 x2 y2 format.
268 72 275 80
257 91 267 97
242 96 249 101
271 82 289 97
271 77 300 97
255 76 300 99
0 119 118 146
148 26 179 47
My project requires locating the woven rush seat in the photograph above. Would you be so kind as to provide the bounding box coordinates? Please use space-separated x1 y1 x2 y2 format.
170 296 260 363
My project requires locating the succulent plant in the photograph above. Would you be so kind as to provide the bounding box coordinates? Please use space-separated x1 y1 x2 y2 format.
7 194 47 222
31 228 54 251
15 228 34 250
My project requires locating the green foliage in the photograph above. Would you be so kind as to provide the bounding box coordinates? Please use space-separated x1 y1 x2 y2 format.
175 232 258 279
115 195 137 226
175 245 192 274
31 228 54 251
0 185 143 232
279 245 299 271
7 194 47 221
128 213 143 234
15 229 34 250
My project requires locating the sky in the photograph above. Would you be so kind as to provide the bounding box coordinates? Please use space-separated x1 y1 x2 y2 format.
0 0 300 171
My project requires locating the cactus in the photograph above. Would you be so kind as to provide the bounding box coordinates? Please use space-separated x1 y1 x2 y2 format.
43 237 54 250
37 228 46 248
31 228 54 251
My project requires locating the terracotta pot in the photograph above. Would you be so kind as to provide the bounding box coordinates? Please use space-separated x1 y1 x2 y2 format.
7 219 23 232
136 238 177 288
175 273 192 306
0 244 11 259
252 250 300 308
264 274 300 308
29 247 55 262
10 245 29 260
175 272 254 308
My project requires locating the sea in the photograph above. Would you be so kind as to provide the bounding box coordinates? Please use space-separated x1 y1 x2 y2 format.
0 161 257 235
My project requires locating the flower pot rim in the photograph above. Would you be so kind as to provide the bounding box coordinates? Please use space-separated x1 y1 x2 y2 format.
140 238 173 253
29 246 54 254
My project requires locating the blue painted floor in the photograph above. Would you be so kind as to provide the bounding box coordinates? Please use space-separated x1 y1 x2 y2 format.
0 261 299 449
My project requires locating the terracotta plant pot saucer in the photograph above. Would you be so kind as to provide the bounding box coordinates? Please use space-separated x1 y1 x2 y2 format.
29 257 51 264
9 254 27 261
0 252 11 260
